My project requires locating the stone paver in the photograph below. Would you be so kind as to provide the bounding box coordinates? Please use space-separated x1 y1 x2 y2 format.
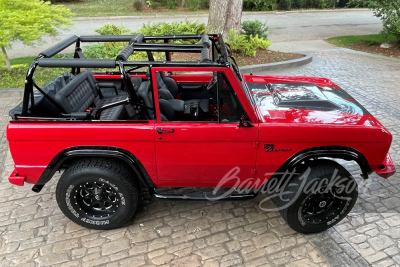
264 47 400 267
1 46 400 267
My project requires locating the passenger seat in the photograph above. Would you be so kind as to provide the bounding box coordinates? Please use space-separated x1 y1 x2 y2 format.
54 71 128 120
155 72 210 114
137 81 175 121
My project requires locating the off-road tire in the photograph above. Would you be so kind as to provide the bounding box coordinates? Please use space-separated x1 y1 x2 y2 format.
272 159 358 234
56 158 139 230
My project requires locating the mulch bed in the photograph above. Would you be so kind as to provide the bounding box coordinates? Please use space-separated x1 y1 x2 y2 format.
172 48 305 66
347 43 400 58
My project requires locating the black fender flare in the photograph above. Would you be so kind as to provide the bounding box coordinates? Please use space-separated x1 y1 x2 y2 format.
32 146 155 196
275 146 371 179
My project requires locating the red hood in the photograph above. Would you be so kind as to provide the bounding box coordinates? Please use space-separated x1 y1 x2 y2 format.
244 75 377 126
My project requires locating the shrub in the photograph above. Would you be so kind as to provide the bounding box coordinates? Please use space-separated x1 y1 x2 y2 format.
243 0 276 11
95 23 132 35
185 0 200 10
166 0 179 9
138 20 206 43
322 0 337 8
226 29 271 57
199 0 209 9
151 2 161 9
292 0 303 8
133 0 143 11
84 24 133 59
346 0 369 7
277 0 292 10
242 19 268 40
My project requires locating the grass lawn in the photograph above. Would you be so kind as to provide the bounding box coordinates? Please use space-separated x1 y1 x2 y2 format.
62 0 208 17
326 34 400 58
326 34 397 47
0 55 72 88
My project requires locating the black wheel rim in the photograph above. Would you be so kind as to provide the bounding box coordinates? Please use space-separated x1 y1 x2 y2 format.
73 181 120 219
301 186 351 224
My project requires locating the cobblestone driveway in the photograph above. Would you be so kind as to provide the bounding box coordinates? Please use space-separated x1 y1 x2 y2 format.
1 47 399 267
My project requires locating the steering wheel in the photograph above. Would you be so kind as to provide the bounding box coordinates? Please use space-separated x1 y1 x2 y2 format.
207 72 218 91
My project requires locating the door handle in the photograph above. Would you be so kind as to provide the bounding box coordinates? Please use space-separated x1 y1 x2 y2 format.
157 128 175 134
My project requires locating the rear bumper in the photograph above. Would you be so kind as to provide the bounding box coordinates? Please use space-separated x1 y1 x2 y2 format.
8 169 25 186
376 153 396 179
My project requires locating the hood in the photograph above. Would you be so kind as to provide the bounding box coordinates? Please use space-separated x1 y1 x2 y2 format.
246 81 373 125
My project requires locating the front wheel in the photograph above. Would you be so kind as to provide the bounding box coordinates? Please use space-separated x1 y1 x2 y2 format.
273 160 358 234
56 159 139 230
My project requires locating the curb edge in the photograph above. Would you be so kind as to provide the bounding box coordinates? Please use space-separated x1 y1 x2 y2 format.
239 54 312 74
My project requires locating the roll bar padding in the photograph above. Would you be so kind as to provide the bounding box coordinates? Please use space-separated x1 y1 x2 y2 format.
116 45 134 62
201 34 211 62
38 58 116 68
130 33 144 44
39 36 79 58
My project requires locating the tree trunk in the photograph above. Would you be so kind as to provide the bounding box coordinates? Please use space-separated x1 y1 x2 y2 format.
1 46 11 72
207 0 243 40
181 0 185 7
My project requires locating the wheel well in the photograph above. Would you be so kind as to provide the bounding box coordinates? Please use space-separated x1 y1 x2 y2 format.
61 156 141 185
276 146 371 179
32 147 154 199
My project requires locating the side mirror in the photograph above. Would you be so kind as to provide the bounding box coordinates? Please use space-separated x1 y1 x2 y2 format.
239 115 255 128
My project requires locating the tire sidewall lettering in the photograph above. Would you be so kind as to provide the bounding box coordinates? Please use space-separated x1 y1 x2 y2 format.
66 185 80 218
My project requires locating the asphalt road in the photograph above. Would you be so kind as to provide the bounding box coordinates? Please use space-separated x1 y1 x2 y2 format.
7 10 382 59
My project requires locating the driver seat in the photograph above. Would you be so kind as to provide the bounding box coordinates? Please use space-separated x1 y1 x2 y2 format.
155 72 210 114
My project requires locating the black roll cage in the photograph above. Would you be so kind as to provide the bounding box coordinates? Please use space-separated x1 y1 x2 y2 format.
21 33 233 117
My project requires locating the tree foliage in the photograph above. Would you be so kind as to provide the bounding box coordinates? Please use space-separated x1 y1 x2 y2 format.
0 0 73 71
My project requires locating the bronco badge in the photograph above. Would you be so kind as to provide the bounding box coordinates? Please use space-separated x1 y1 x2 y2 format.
264 144 292 152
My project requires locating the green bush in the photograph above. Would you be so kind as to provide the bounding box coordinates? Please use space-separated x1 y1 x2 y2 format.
277 0 292 10
84 24 133 59
226 29 271 57
138 20 206 43
133 0 143 11
185 0 200 10
243 0 357 10
95 23 132 35
243 0 276 11
199 0 209 9
151 2 162 9
292 0 303 8
346 0 369 7
166 0 179 9
242 19 268 40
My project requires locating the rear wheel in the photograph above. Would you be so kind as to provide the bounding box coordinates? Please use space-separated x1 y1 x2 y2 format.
272 160 358 234
56 159 139 230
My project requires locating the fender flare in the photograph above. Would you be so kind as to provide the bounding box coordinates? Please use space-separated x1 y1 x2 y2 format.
32 146 155 196
275 146 371 179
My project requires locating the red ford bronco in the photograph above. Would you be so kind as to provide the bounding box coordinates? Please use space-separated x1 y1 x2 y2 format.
6 34 395 233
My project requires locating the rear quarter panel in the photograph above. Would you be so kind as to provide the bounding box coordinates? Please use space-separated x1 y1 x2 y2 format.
7 122 156 185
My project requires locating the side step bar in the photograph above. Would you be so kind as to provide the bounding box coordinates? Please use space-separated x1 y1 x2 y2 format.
153 187 258 201
154 193 258 201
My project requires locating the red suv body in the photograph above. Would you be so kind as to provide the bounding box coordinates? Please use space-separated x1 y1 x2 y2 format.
6 34 395 233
